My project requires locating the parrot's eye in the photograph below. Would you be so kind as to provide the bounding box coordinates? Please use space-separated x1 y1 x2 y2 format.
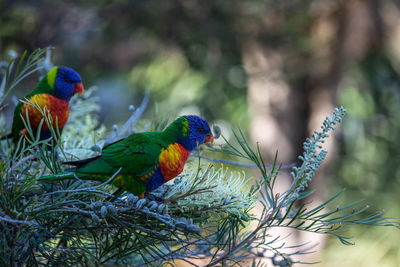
198 128 206 134
64 78 71 83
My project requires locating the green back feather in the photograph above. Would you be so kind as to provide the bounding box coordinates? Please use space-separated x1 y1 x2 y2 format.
181 117 189 138
162 116 187 141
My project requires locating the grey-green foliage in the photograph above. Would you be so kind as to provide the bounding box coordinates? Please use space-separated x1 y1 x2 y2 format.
0 50 398 267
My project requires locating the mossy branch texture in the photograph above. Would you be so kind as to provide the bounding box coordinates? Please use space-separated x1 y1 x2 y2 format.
0 49 398 266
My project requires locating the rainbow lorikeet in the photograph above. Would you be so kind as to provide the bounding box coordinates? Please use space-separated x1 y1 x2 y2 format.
39 115 214 197
9 66 84 144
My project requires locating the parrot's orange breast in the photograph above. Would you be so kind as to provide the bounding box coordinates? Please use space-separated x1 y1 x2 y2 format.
159 143 190 181
22 94 70 130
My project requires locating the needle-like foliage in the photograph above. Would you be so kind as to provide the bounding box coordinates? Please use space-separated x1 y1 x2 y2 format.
0 49 398 266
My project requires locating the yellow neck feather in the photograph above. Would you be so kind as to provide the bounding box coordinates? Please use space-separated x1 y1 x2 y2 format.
46 66 58 88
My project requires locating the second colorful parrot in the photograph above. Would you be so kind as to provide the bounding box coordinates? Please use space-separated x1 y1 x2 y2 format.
10 66 84 144
39 115 214 197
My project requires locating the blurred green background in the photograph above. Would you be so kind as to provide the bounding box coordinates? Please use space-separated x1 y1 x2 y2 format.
1 0 399 266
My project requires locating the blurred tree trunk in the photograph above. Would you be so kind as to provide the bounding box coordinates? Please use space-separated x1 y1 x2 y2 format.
239 7 311 263
243 0 380 264
243 39 309 265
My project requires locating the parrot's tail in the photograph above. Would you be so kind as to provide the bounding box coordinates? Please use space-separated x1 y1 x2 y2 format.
0 133 12 140
37 172 77 183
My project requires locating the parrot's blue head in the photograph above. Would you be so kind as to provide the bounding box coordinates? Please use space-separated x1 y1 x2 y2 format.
178 115 214 151
51 66 84 101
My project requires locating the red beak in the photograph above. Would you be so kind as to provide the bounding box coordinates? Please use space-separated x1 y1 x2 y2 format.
204 134 214 144
74 82 84 95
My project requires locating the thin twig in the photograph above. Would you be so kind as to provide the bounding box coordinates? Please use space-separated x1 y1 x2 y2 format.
0 215 38 226
104 90 150 145
42 167 122 196
0 103 8 111
190 152 295 169
8 154 36 173
167 186 217 203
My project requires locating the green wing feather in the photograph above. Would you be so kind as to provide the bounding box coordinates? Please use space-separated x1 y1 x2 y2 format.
39 132 170 196
76 133 166 175
11 102 26 143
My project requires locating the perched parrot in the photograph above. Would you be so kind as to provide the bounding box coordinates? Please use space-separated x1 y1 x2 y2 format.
8 66 84 144
38 115 214 197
